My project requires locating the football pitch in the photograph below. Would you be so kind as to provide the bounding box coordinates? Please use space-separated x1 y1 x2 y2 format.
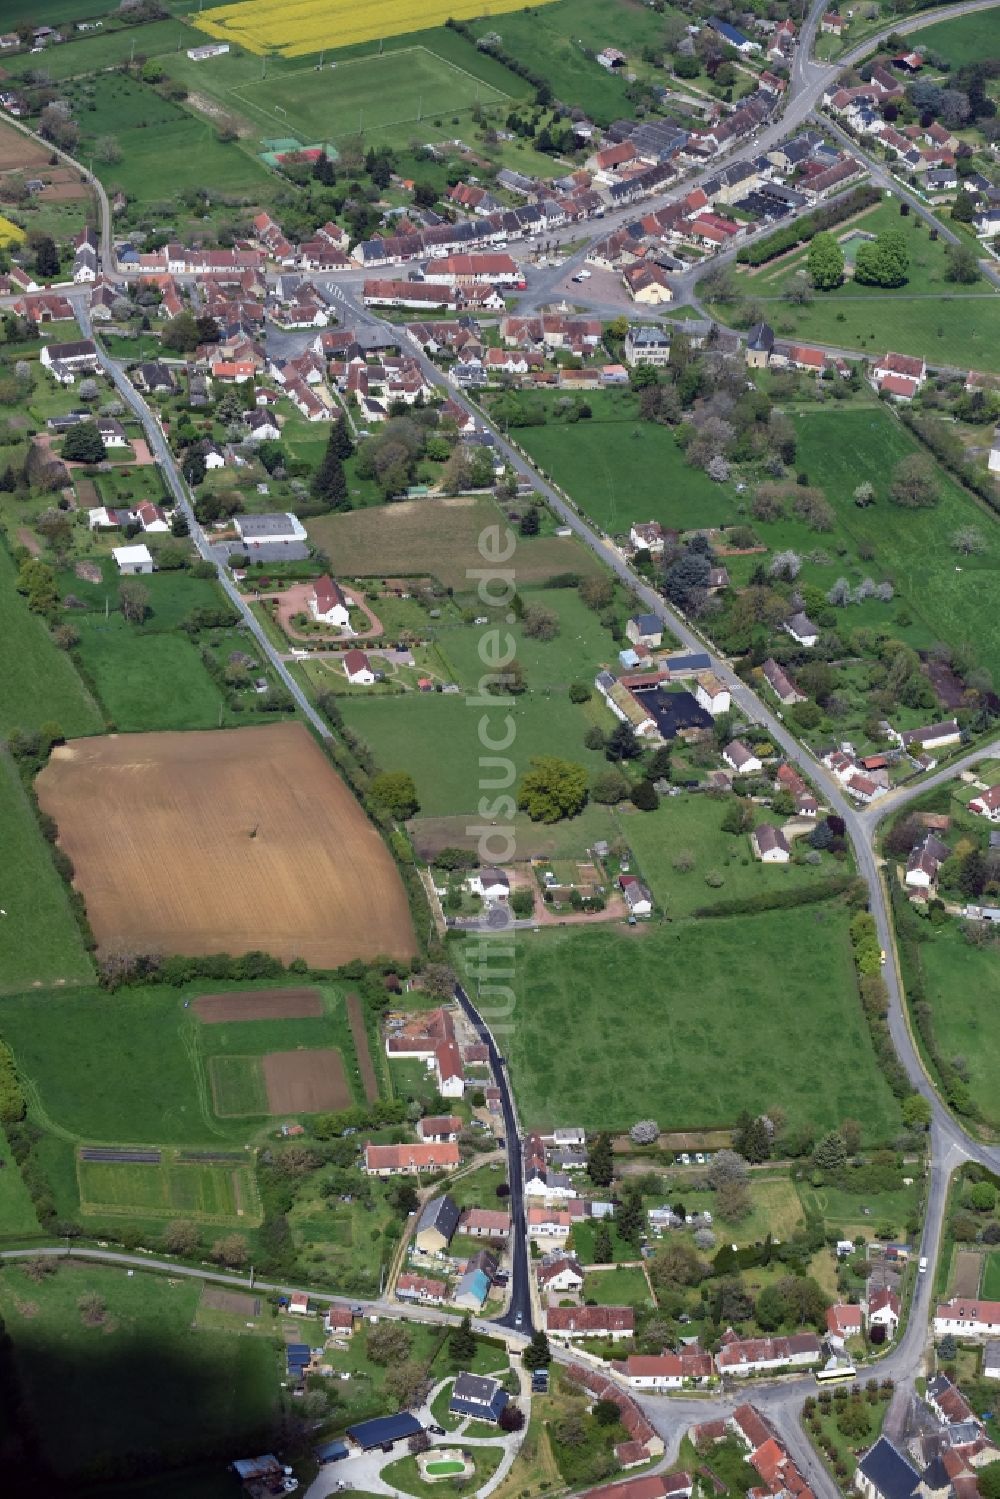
77 1153 261 1225
231 48 510 144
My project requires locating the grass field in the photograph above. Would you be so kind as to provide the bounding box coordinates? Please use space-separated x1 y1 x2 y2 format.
792 406 1000 683
482 907 900 1138
338 690 607 817
916 926 1000 1129
617 793 846 918
0 749 93 994
731 204 1000 371
466 0 681 123
73 621 231 732
510 391 741 537
983 1252 1000 1299
0 545 101 740
231 47 509 147
0 1262 279 1483
307 494 600 594
194 0 559 56
0 981 364 1147
583 1265 653 1306
208 1055 269 1117
77 1153 259 1224
907 8 1000 67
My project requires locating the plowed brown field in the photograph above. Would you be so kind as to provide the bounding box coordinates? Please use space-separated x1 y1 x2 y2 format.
263 1049 350 1112
194 987 323 1022
37 723 416 966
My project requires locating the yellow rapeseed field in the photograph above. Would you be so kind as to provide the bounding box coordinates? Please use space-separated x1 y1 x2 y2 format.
192 0 558 58
0 215 26 249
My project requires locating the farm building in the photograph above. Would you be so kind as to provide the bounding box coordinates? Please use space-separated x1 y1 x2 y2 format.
112 543 154 575
346 1412 423 1451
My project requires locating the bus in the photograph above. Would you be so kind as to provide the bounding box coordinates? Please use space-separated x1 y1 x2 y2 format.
815 1365 857 1384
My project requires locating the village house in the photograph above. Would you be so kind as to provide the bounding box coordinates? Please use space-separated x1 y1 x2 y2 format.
716 1329 822 1375
537 1254 585 1294
871 351 927 401
855 1435 920 1499
626 613 663 647
905 833 950 891
414 1194 460 1254
112 543 154 575
745 322 775 370
548 1306 635 1340
613 1351 715 1390
324 1306 354 1337
630 520 667 553
417 1115 462 1143
528 1206 573 1243
695 672 731 717
310 576 351 629
934 1298 1000 1340
969 786 1000 822
760 658 805 705
343 649 375 686
459 1208 511 1239
826 1303 863 1348
467 868 510 903
783 611 819 648
624 324 671 367
751 823 790 864
619 874 653 919
925 1374 977 1428
723 740 763 775
363 1141 461 1176
864 1287 901 1339
898 719 960 753
450 1372 508 1425
397 1272 448 1305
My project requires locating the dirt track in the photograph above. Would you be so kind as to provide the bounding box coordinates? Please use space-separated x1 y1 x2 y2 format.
194 987 323 1023
37 723 417 966
263 1049 351 1113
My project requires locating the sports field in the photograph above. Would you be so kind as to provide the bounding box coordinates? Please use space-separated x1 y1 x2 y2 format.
506 391 741 536
486 906 900 1138
232 48 509 145
0 749 94 993
193 0 558 57
77 1152 260 1224
36 723 417 967
308 495 600 594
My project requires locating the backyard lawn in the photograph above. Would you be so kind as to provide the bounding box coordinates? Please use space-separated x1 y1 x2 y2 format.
583 1265 654 1306
617 792 847 918
0 749 94 993
480 907 900 1138
511 391 742 536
